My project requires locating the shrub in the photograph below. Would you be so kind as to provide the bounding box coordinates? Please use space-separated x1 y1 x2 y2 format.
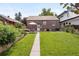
63 26 75 33
15 23 22 28
6 25 22 37
0 24 21 45
0 25 15 45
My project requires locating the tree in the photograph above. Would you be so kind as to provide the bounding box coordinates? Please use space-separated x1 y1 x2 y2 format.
15 12 22 21
39 8 54 16
54 13 58 17
15 13 18 20
18 12 22 18
60 3 79 14
7 16 10 18
22 18 27 26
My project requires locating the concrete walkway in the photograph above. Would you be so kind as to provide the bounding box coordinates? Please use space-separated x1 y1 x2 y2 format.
30 32 40 56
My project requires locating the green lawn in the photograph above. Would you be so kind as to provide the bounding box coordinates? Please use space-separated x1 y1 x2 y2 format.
40 32 79 56
0 34 35 56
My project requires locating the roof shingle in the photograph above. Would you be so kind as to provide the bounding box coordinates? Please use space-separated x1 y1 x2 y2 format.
27 16 59 20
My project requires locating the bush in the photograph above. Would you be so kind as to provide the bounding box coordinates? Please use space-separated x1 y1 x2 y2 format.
15 23 22 28
0 24 21 45
0 25 15 45
63 26 75 33
6 25 22 37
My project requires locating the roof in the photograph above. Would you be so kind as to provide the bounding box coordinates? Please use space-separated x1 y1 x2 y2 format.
58 11 68 17
0 15 21 24
27 16 59 20
60 15 79 23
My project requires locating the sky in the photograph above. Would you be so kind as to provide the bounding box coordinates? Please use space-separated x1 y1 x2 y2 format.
0 3 67 19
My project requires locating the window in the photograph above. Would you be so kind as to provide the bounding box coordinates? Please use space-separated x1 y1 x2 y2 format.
43 21 46 25
66 22 68 24
69 22 71 25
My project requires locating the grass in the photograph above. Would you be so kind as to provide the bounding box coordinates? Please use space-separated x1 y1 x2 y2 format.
40 32 79 56
0 33 35 56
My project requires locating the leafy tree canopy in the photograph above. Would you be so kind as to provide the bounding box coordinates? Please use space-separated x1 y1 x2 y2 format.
15 12 22 21
39 8 54 16
60 3 79 14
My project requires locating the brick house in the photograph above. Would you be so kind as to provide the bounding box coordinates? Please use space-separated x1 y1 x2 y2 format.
25 16 60 31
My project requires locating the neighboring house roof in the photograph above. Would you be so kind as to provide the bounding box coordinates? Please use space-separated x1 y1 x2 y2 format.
27 16 59 20
58 11 68 17
0 15 21 24
58 10 79 22
60 15 79 23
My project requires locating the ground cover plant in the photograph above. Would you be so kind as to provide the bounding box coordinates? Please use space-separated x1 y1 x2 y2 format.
40 32 79 56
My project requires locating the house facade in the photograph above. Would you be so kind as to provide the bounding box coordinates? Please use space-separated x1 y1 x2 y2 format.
26 16 60 31
58 11 79 30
